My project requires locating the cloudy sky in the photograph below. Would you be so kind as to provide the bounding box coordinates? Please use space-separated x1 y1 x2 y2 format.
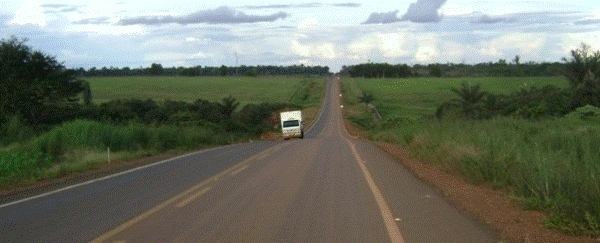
1 0 599 72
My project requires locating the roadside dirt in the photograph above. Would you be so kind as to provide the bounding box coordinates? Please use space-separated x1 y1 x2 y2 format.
342 115 598 243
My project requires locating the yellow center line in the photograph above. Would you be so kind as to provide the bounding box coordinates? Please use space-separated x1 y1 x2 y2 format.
258 153 269 160
175 187 212 208
230 165 249 176
90 142 289 242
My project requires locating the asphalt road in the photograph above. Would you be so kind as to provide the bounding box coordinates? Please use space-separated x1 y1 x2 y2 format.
0 77 497 242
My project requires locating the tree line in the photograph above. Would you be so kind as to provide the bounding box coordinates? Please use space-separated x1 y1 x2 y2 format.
340 57 567 78
74 63 330 77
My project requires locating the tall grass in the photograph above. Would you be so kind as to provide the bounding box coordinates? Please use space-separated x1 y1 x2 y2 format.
370 117 600 236
0 120 230 187
31 120 229 157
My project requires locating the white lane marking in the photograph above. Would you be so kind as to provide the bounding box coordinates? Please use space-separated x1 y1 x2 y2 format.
90 142 289 242
0 144 236 209
175 187 212 208
348 141 405 243
333 80 404 243
229 165 249 176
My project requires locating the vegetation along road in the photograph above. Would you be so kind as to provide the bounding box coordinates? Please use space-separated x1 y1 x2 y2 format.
0 77 497 242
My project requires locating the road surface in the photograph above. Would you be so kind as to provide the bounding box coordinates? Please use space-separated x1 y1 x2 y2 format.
0 77 497 242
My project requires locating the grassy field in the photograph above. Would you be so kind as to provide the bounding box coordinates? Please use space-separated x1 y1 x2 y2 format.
341 76 600 236
87 76 310 104
348 76 568 119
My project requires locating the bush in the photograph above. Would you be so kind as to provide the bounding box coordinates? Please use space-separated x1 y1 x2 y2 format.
0 151 50 178
0 115 35 146
565 105 600 120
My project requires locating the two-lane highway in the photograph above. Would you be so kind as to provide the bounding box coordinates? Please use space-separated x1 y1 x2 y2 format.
0 77 497 242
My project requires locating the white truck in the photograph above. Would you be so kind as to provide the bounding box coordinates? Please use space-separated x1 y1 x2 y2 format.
280 110 305 139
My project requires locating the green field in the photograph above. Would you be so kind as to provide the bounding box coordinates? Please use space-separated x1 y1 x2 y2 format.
347 76 568 118
341 76 600 236
87 76 313 104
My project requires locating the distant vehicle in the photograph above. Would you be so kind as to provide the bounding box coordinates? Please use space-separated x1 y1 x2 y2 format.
280 110 305 139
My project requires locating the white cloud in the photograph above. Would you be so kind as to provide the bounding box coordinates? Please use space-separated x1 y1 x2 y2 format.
414 34 440 62
478 33 547 57
439 41 465 62
478 45 501 57
291 40 337 59
185 37 199 42
593 9 600 19
415 45 439 62
348 32 412 58
298 18 320 31
10 0 47 27
564 32 600 53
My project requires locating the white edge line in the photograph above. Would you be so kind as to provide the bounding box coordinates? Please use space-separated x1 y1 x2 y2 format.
348 140 404 243
0 144 236 209
335 79 404 243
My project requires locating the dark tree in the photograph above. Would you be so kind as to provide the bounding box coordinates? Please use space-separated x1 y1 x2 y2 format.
220 65 228 76
218 95 239 120
0 37 84 128
559 43 600 109
450 82 487 119
149 63 164 76
429 64 443 77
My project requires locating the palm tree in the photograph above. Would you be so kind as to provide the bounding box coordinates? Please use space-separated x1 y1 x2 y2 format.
560 43 600 108
450 82 487 119
218 95 239 120
358 91 375 104
561 44 600 89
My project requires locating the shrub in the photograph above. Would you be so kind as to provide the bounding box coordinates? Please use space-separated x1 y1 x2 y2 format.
565 105 600 120
0 151 50 178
